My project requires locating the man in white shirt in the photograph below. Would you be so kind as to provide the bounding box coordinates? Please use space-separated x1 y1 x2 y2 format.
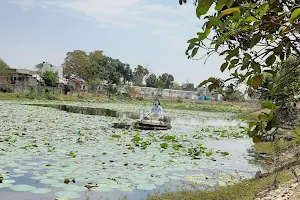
144 99 163 121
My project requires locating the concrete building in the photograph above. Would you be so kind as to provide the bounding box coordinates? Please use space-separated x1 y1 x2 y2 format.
9 69 37 87
68 76 87 91
33 62 67 84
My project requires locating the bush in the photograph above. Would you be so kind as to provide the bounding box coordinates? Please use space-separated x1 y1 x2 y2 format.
25 89 57 100
44 92 57 100
136 96 144 101
176 96 183 102
0 84 14 93
77 93 84 99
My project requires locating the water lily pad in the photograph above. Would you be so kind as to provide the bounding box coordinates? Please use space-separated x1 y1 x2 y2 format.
40 178 59 185
3 179 15 184
31 188 52 194
136 184 156 190
0 183 13 188
10 174 24 177
51 183 66 188
10 184 36 192
55 191 81 199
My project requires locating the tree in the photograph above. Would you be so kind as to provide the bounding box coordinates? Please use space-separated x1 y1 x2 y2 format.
145 73 157 87
223 84 245 101
0 58 9 76
132 65 149 86
172 82 182 90
179 0 300 137
182 83 195 91
159 73 174 89
122 64 133 83
155 78 165 89
89 50 104 64
41 70 57 87
63 50 89 80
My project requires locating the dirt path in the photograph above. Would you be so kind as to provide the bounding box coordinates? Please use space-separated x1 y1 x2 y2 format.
255 167 300 200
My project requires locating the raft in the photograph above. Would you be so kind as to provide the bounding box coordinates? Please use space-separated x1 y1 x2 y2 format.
135 120 171 130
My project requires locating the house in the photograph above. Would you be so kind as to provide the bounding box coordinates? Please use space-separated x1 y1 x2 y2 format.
33 62 67 84
68 76 87 91
9 69 37 87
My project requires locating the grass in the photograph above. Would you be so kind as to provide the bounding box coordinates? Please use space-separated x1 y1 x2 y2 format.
0 93 22 100
254 140 296 155
0 92 251 113
147 170 293 200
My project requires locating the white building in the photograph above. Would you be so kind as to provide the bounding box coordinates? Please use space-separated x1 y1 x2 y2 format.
33 62 67 84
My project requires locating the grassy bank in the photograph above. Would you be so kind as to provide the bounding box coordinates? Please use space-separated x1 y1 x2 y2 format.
0 92 250 113
147 170 293 200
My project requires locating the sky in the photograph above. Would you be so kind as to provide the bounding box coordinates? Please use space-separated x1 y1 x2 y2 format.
0 0 229 85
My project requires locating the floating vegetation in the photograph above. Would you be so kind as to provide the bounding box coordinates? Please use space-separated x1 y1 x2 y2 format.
0 101 261 200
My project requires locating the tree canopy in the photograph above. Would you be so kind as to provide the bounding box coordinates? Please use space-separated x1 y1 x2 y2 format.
41 70 57 87
146 73 157 87
132 65 149 86
0 58 10 76
62 50 133 85
179 0 300 137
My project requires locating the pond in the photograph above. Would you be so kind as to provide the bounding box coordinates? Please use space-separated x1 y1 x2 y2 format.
0 101 263 200
28 103 241 127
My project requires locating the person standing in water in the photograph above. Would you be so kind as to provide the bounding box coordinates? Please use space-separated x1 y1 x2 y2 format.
145 99 163 121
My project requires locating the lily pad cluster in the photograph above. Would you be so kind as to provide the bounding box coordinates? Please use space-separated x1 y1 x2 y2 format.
0 101 262 199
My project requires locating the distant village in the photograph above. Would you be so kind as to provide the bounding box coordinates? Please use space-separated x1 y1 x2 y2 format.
0 62 223 101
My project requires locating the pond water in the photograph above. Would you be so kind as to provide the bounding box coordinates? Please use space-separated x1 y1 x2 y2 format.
0 102 263 200
28 103 241 127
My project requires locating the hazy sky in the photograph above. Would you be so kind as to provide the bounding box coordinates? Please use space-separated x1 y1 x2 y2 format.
0 0 229 85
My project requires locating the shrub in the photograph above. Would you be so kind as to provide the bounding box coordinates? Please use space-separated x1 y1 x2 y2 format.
0 84 14 93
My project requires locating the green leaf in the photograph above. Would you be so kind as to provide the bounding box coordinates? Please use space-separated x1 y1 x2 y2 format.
253 135 262 143
197 29 211 40
274 46 282 55
220 62 228 72
209 17 221 27
278 26 287 33
259 3 269 18
267 35 274 42
191 47 199 57
215 0 233 11
251 62 261 73
187 38 198 44
262 100 276 109
112 134 121 138
258 113 270 121
269 0 275 5
198 77 216 87
206 151 213 157
252 75 262 89
290 8 300 22
250 33 261 48
221 151 229 156
196 0 214 18
160 143 169 149
266 54 276 66
245 16 257 22
219 7 240 19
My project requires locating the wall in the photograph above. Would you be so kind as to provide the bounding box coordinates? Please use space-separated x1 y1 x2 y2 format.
132 86 196 99
0 84 63 94
130 86 223 100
